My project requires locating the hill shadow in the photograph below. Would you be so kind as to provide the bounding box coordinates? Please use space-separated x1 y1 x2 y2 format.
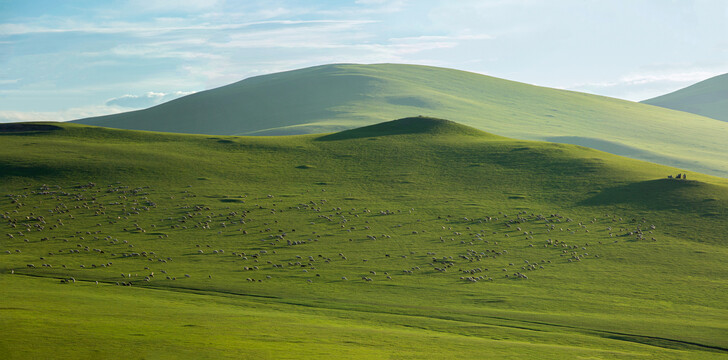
0 123 62 134
579 178 714 211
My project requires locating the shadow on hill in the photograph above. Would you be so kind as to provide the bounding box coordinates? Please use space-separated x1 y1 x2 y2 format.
545 136 725 178
579 178 724 212
545 136 650 158
0 123 62 134
0 164 66 179
316 117 488 141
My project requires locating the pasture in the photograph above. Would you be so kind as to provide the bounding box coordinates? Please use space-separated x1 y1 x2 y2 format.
1 118 727 358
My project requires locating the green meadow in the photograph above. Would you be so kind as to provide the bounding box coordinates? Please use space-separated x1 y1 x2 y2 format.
74 64 728 178
1 118 727 359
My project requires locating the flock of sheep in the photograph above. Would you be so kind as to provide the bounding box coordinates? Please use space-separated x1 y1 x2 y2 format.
2 182 659 288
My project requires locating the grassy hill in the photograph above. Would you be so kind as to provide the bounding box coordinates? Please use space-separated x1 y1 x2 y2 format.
1 118 727 359
73 64 728 178
642 72 728 122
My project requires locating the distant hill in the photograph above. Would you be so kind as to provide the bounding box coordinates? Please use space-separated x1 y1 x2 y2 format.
73 64 728 178
642 73 728 122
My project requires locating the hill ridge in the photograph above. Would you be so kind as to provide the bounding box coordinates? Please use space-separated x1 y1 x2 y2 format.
73 63 728 178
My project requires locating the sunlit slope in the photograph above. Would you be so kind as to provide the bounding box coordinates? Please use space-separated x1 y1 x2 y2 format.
643 72 728 122
2 118 727 358
73 64 728 177
4 118 728 244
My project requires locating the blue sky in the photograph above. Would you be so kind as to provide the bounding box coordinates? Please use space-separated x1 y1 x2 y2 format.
1 0 727 122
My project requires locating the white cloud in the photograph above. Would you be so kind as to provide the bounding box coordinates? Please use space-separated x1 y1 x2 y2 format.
124 0 223 13
0 105 126 123
390 34 493 42
618 71 722 86
355 0 390 4
0 90 198 123
105 91 196 108
566 66 728 101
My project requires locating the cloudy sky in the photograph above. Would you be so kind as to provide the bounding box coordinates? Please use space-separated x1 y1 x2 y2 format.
1 0 727 123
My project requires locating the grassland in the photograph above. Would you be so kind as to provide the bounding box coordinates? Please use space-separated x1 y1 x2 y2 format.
73 64 728 178
1 118 727 359
643 72 728 123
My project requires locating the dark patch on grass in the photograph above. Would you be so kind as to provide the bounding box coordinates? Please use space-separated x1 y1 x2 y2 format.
508 196 526 199
220 199 244 203
601 333 728 353
296 165 315 169
0 163 70 179
0 123 62 133
470 299 506 304
579 179 708 210
217 139 235 144
385 96 434 108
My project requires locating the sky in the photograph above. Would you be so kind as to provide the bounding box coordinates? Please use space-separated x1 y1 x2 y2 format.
1 0 727 123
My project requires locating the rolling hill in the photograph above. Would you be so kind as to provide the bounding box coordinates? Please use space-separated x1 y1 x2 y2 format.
642 72 728 122
1 118 727 358
73 64 728 178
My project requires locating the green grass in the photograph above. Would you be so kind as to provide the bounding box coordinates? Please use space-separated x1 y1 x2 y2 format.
73 63 728 178
643 72 728 123
1 118 727 358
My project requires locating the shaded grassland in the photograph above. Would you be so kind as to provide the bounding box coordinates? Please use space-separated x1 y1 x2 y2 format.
1 118 727 359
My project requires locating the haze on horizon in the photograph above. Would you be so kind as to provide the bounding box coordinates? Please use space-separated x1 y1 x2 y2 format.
1 0 727 123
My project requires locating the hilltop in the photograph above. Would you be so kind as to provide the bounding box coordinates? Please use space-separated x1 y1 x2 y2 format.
317 116 502 140
73 64 728 178
642 72 728 122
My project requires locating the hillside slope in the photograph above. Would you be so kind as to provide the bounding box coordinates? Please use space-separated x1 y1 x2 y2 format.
3 118 727 358
642 72 728 122
73 64 728 178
